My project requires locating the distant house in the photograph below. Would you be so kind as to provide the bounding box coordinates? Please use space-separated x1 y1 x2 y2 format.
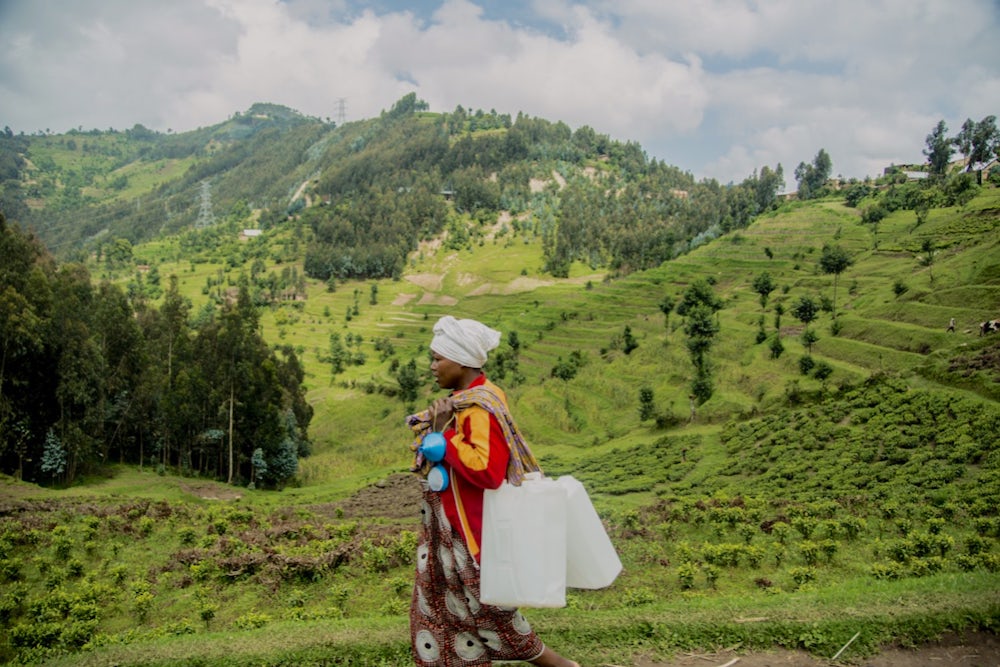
882 164 931 182
972 158 999 184
240 229 263 240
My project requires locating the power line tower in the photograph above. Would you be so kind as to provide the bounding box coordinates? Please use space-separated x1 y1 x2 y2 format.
335 97 347 125
197 179 216 228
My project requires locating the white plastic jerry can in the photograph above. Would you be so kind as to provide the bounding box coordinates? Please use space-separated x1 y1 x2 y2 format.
557 475 623 589
480 472 568 608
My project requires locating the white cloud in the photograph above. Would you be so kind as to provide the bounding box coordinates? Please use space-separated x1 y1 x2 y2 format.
1 0 997 183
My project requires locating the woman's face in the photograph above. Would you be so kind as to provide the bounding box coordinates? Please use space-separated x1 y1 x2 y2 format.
430 352 464 390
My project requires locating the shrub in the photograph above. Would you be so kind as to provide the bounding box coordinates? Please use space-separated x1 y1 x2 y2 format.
133 591 155 624
10 620 62 649
791 517 817 539
66 558 85 577
981 553 1000 573
702 543 743 568
788 566 816 588
0 557 23 582
108 564 128 585
972 517 997 537
62 619 99 648
771 522 792 544
842 516 867 540
234 611 271 630
769 335 785 359
199 601 217 626
361 540 391 573
965 535 990 556
137 516 155 537
178 527 197 546
744 545 765 567
189 560 219 581
799 540 820 566
52 535 73 560
676 562 697 590
379 598 408 616
799 355 815 375
392 530 418 564
955 554 980 572
910 556 946 577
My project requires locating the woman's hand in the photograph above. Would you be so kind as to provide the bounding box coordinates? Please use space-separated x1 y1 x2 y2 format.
430 397 455 432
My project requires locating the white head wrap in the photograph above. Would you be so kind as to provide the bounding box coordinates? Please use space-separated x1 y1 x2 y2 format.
430 316 501 368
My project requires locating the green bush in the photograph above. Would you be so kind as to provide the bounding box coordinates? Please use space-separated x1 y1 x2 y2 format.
0 557 23 582
676 562 697 589
870 561 903 580
788 566 817 588
234 611 271 630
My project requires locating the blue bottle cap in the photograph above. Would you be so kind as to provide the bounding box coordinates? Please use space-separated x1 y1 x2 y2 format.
420 431 447 462
427 464 449 492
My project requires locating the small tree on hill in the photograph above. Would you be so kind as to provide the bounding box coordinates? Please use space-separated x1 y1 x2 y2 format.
923 120 954 177
677 280 723 408
955 115 999 171
639 387 655 421
752 271 776 312
819 244 853 321
395 359 421 405
801 328 819 354
791 296 819 327
40 429 67 484
794 149 832 200
919 238 937 283
792 295 821 354
659 294 676 334
622 326 639 355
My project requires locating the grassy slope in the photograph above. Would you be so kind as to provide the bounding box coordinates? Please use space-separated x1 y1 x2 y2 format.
4 185 1000 666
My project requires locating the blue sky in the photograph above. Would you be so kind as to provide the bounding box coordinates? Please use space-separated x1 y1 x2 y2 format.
2 0 998 186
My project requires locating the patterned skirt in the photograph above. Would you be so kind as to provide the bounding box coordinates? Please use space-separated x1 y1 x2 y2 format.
410 484 544 666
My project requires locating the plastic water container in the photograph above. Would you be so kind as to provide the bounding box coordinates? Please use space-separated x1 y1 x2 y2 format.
480 473 568 608
557 475 622 589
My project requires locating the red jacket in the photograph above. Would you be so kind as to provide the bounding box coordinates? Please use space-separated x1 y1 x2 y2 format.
439 375 510 563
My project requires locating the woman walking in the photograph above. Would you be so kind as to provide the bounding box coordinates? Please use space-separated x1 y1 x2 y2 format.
406 316 578 667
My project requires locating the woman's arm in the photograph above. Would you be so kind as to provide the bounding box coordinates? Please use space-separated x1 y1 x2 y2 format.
442 405 509 489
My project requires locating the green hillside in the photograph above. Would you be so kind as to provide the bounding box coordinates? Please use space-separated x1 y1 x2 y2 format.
0 102 998 665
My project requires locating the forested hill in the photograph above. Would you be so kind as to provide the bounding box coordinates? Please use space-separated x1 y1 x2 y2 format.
1 93 997 492
1 94 783 278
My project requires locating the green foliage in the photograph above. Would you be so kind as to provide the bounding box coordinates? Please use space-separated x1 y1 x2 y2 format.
638 387 655 421
768 334 785 359
794 149 832 199
2 106 1000 666
752 271 776 309
40 431 67 481
551 350 586 381
0 221 312 486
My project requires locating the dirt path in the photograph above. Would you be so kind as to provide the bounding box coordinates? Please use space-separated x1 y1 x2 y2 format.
631 630 999 666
